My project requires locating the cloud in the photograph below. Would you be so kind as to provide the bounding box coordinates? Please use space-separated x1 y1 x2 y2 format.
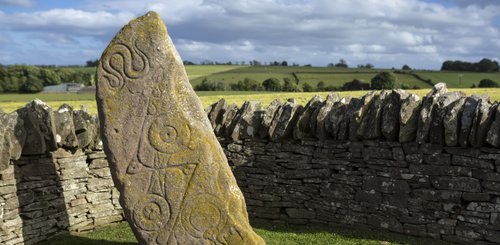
1 0 499 68
0 0 33 8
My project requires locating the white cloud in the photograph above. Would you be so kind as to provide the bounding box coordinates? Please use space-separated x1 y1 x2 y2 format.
0 0 33 8
0 0 500 68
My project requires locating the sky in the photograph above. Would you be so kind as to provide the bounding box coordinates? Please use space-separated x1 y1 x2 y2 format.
0 0 499 69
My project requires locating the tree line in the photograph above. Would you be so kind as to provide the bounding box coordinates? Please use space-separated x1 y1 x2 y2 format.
441 58 499 72
195 72 403 92
0 64 94 93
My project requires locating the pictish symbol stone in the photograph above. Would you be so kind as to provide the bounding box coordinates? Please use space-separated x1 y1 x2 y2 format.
96 11 264 245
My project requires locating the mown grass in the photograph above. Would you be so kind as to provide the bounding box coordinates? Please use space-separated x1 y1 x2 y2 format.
38 222 446 245
1 88 499 115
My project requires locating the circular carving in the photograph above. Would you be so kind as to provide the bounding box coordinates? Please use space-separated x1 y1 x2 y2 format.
148 115 191 154
181 194 227 236
133 194 170 231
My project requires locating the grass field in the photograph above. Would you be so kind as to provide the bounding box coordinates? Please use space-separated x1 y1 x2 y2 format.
1 88 498 115
38 222 445 245
189 65 499 89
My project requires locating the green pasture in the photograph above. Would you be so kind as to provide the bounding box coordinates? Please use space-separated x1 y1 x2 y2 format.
414 71 500 88
190 66 500 89
38 222 444 245
1 88 499 115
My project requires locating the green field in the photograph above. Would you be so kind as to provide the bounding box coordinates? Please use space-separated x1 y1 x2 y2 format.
38 222 444 245
189 65 499 89
414 71 500 88
1 88 499 115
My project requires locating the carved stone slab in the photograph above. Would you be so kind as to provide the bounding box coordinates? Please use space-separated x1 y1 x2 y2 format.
96 11 264 245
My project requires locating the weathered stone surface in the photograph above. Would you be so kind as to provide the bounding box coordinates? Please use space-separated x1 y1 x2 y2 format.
17 99 57 155
359 90 390 140
325 97 351 139
486 105 500 147
429 92 465 145
399 94 421 142
310 93 340 140
259 99 282 139
416 83 448 144
469 97 495 148
294 95 323 140
444 97 466 146
382 90 409 141
73 108 96 149
53 104 78 149
348 91 376 141
459 95 484 147
96 11 263 244
270 99 302 141
207 98 227 132
0 111 26 171
218 103 238 137
230 101 262 141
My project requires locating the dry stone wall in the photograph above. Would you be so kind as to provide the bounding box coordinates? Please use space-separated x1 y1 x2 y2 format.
207 83 500 244
0 101 123 245
1 83 500 244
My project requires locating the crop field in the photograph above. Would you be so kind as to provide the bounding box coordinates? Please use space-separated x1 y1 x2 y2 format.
1 88 499 115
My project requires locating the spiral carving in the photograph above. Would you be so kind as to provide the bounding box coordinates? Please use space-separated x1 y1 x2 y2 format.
101 41 150 90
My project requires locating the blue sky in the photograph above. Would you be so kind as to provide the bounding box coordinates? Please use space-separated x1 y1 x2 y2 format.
0 0 499 69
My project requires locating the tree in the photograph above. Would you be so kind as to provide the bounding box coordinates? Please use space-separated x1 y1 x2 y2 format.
341 79 371 91
281 61 288 66
302 82 314 92
231 78 263 91
85 59 99 67
335 59 348 68
283 78 301 92
19 77 43 93
478 78 499 88
401 64 411 70
183 60 195 65
371 72 397 90
316 81 326 91
262 78 282 91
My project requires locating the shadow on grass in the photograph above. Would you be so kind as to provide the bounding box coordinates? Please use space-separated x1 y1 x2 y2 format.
37 235 136 245
252 222 449 245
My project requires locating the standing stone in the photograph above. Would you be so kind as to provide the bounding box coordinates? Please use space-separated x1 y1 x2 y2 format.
96 12 263 245
399 94 421 143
